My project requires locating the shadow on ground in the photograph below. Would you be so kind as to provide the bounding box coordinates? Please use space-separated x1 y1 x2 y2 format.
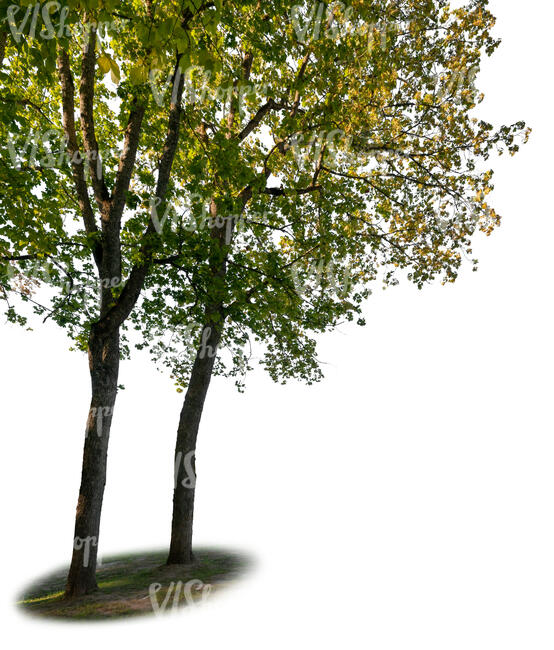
17 548 253 621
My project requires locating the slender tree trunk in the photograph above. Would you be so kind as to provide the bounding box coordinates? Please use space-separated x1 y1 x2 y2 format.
166 184 250 564
65 324 120 597
167 322 222 565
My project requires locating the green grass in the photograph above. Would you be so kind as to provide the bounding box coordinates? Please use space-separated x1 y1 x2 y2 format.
17 548 252 621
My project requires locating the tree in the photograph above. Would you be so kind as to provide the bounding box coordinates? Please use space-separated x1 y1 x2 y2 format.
129 0 529 564
0 0 222 596
0 0 529 596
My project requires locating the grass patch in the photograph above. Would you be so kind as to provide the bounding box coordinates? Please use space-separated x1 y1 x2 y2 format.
17 548 252 621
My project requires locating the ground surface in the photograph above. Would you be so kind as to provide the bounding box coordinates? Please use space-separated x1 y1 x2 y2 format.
17 549 251 621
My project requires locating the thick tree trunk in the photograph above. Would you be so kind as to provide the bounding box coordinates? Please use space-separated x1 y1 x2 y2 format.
65 324 120 597
167 323 222 565
58 23 185 597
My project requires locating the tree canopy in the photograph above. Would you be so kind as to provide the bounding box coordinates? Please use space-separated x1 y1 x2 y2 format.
1 1 529 375
125 0 530 389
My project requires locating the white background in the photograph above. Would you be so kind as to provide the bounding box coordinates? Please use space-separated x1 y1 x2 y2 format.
1 1 553 647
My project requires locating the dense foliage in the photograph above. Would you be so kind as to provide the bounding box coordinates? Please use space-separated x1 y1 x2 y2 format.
0 0 529 385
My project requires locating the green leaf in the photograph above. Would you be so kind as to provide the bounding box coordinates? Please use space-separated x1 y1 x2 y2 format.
109 58 120 84
97 54 111 74
129 65 148 85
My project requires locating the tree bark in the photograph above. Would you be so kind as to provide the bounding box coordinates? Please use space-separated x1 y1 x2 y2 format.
167 322 222 565
166 172 252 564
58 19 186 596
0 28 8 67
65 324 120 597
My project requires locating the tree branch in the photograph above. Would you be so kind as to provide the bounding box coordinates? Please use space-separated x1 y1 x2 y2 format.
238 98 286 142
290 50 311 118
0 254 38 261
57 49 102 268
0 96 54 124
110 100 146 220
0 27 7 66
263 184 321 196
228 50 253 136
79 23 110 210
95 55 186 335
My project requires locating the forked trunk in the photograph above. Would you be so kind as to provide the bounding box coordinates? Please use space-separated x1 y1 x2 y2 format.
167 323 222 565
57 25 185 597
65 325 120 597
